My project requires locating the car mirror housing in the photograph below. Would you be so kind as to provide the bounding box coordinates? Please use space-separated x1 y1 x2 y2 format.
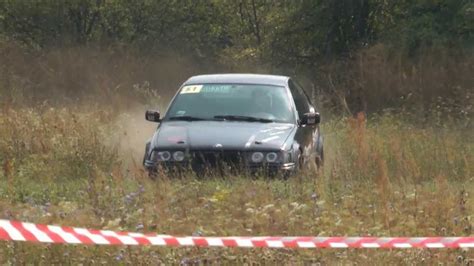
145 110 161 122
300 112 320 126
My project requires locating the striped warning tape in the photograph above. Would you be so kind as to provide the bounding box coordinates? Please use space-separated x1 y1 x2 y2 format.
0 219 472 248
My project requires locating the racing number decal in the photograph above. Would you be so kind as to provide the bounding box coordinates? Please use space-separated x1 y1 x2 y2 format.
180 85 202 94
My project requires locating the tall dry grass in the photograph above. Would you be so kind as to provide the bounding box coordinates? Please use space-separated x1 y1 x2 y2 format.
0 105 472 264
1 40 472 123
310 45 473 124
0 40 218 108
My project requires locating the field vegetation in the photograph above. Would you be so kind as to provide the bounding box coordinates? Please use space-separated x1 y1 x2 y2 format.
0 105 472 264
0 0 472 264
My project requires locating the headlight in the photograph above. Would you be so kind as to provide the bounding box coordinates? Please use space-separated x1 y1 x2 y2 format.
251 152 264 163
173 151 185 161
157 151 171 161
266 152 278 162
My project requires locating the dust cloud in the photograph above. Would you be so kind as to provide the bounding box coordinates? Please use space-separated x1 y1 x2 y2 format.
112 105 161 166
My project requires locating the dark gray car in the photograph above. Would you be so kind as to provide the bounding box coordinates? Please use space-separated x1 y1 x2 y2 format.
143 74 323 177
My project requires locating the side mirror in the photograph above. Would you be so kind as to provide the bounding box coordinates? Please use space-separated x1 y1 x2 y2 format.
301 112 320 126
145 110 161 122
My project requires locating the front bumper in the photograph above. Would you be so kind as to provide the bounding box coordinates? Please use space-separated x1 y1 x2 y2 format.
144 159 296 177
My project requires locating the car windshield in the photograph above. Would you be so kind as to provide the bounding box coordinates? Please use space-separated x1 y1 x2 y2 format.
165 84 295 123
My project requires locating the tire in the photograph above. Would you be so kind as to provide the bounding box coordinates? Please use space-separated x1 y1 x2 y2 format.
316 146 324 169
143 142 151 166
320 146 324 162
298 150 305 170
142 151 147 166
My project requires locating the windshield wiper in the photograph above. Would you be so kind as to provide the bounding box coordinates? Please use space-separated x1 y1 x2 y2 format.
213 115 274 123
169 116 206 121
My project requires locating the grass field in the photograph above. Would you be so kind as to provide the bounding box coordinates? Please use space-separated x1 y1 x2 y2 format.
0 105 472 264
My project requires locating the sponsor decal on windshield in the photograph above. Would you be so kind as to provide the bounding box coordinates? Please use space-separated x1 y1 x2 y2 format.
202 84 232 93
180 84 233 95
180 85 203 94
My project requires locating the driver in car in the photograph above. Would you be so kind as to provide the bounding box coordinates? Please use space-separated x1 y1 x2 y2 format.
248 89 275 120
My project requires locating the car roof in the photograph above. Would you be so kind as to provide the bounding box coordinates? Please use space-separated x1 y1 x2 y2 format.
183 74 290 87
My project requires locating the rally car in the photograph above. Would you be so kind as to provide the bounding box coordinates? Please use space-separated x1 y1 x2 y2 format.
143 74 323 177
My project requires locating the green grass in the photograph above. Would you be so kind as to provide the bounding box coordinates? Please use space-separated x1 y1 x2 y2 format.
0 106 472 264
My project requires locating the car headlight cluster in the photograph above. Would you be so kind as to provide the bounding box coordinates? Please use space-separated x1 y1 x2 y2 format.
172 151 185 161
150 150 280 163
250 152 280 163
151 150 185 162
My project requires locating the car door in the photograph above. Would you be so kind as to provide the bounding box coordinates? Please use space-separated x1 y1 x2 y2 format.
288 79 320 169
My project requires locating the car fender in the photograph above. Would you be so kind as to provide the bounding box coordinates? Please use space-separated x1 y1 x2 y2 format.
290 142 304 168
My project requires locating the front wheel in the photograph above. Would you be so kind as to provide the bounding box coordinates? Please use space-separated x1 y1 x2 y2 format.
315 146 324 169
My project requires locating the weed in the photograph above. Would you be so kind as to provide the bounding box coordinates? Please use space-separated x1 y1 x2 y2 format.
0 106 472 264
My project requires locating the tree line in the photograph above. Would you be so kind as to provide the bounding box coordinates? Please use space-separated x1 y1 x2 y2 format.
0 0 472 116
2 0 470 64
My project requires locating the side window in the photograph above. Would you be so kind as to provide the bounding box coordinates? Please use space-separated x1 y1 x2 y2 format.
289 79 310 119
295 81 315 112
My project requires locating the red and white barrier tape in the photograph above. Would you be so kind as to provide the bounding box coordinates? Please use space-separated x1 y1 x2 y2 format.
0 220 472 249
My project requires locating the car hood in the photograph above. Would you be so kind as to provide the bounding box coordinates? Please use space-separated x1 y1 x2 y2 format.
151 121 296 151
